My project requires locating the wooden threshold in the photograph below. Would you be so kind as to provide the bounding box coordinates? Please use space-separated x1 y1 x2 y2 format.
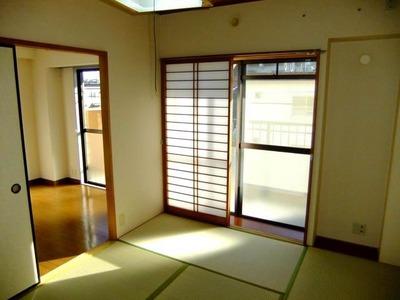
230 215 304 244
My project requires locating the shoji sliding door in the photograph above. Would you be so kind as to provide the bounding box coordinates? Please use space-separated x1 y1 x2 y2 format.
162 58 231 226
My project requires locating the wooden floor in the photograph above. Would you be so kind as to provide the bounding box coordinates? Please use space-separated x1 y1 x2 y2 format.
29 184 108 276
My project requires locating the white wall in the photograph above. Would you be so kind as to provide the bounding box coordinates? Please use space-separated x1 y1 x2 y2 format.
18 58 41 179
0 0 163 236
62 68 81 180
16 48 98 182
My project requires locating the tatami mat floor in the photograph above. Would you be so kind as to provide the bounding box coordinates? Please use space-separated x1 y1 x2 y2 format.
18 214 400 300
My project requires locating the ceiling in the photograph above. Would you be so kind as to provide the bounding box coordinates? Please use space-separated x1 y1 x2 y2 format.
103 0 263 15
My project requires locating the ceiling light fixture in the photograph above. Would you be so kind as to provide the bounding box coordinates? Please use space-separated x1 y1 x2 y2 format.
113 0 209 13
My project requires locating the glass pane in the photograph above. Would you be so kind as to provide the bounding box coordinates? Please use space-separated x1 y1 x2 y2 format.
82 70 101 130
243 80 315 148
278 61 316 75
230 63 240 213
85 132 105 185
246 63 277 75
242 149 309 227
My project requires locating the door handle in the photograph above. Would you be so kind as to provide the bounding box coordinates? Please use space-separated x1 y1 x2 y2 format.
11 183 22 194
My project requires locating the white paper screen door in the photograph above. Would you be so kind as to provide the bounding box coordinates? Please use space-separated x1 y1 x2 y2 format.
162 59 231 226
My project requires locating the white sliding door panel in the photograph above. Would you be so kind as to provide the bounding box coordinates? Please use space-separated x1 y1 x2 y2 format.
163 59 231 225
0 45 39 299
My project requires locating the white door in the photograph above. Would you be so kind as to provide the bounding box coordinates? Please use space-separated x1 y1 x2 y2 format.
0 45 39 299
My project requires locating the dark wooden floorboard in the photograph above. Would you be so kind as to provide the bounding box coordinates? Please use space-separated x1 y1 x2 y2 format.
29 184 108 275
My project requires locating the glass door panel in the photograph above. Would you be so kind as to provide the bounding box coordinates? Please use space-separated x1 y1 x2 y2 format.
236 58 318 230
84 132 105 185
242 149 310 227
243 80 315 148
77 69 105 187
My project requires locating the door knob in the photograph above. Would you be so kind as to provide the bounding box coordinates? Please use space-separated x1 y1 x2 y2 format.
11 183 21 194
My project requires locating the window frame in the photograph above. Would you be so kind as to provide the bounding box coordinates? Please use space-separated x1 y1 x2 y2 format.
161 50 321 229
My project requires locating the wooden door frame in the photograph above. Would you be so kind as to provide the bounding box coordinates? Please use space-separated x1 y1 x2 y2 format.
0 37 117 240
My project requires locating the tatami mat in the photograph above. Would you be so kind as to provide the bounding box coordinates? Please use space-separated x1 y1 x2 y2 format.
288 247 400 299
17 215 400 300
120 213 304 293
157 266 281 300
20 242 184 300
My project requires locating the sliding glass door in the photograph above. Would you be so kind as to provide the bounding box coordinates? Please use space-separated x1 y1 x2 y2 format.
77 69 106 187
235 58 318 229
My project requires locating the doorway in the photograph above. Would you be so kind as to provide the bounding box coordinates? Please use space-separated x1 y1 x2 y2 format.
16 47 108 274
230 56 319 242
0 36 117 276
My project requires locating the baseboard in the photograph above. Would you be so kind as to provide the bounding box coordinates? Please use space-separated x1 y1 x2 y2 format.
29 177 81 186
314 236 379 261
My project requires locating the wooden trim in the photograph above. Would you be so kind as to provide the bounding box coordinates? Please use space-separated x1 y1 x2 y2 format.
314 236 379 261
328 33 400 44
1 36 117 241
240 143 311 155
161 62 168 212
29 177 80 186
304 52 321 246
379 75 400 250
0 37 106 56
162 54 232 64
313 40 334 245
165 207 227 226
99 52 117 240
161 50 321 64
234 50 320 62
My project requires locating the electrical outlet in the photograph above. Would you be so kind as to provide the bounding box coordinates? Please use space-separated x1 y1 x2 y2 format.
352 223 366 235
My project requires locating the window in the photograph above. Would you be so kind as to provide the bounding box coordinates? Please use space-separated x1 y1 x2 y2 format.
162 51 320 230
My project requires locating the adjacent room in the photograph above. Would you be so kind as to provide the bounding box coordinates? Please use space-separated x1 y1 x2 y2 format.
0 0 399 299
